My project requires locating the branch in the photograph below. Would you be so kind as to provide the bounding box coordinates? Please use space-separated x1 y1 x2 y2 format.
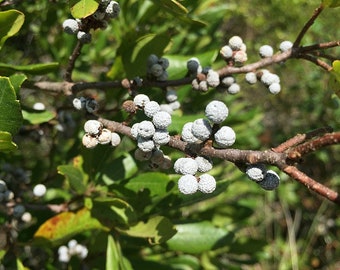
64 41 84 82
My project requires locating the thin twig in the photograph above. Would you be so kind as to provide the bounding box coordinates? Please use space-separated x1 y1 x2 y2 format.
64 41 84 82
297 54 332 71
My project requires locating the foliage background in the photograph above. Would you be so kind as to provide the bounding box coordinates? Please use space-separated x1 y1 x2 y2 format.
1 0 340 269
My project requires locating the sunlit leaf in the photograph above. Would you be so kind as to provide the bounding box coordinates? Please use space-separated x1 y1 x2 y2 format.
329 60 340 98
34 208 108 243
22 110 56 125
322 0 340 7
58 165 86 194
0 62 59 76
70 0 99 18
0 10 24 50
120 216 176 244
166 221 234 253
0 131 17 152
0 77 22 135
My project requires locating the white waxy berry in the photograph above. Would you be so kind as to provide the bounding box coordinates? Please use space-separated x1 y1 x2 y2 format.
166 89 177 103
33 184 47 197
98 128 112 144
58 246 70 263
268 83 281 94
178 174 198 195
214 126 236 148
33 102 45 111
258 170 280 190
152 111 172 129
73 97 86 110
147 54 159 67
246 164 267 182
195 156 213 173
169 101 180 111
21 212 32 223
187 58 200 73
134 148 152 161
13 204 25 218
137 137 155 152
175 157 198 175
191 118 212 141
82 133 98 149
111 132 121 147
220 45 233 59
181 122 200 144
228 36 243 50
192 78 200 90
221 76 235 87
4 190 14 201
159 104 173 114
233 50 248 63
245 72 257 84
77 245 88 259
144 101 160 118
105 1 120 18
150 64 164 77
133 94 150 108
77 31 92 44
227 83 241 94
206 70 220 87
68 239 78 250
279 40 293 52
205 100 229 124
62 19 79 35
198 174 216 193
84 120 102 135
0 179 7 192
137 120 155 138
130 123 139 139
259 45 274 58
85 99 99 113
261 72 280 86
152 129 170 145
198 80 209 92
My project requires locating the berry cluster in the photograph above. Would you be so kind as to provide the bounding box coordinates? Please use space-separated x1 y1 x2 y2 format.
0 179 14 203
245 164 280 190
62 0 120 44
82 120 121 148
73 96 99 113
58 239 88 263
146 54 169 81
220 36 248 65
189 58 220 92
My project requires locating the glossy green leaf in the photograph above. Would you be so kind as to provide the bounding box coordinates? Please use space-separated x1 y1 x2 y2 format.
34 207 109 244
0 10 24 50
167 221 234 254
0 131 17 152
70 0 99 18
16 258 25 270
22 110 56 125
120 216 176 244
322 0 340 7
106 235 120 270
0 62 59 76
0 77 22 135
124 172 170 197
9 74 26 95
58 165 86 194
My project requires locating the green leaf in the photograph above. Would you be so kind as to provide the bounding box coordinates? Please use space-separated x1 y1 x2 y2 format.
34 207 109 244
0 62 59 76
149 0 187 16
322 0 340 7
0 10 24 50
58 165 86 194
106 235 120 270
9 74 27 95
70 0 100 18
120 216 176 244
0 77 23 135
329 60 340 98
22 110 56 125
166 221 234 253
0 131 17 152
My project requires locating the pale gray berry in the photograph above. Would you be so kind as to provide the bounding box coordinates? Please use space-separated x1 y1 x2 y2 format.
220 45 233 59
150 64 164 77
105 1 120 18
84 120 102 135
147 54 159 67
130 123 139 139
178 175 198 195
33 184 46 197
206 70 220 87
259 45 274 58
166 89 178 103
191 118 212 141
21 212 32 223
227 83 241 94
152 111 172 129
233 50 248 63
245 72 257 84
158 57 169 69
137 120 155 138
0 180 7 193
181 122 200 144
169 101 180 111
98 128 112 144
205 100 229 124
192 78 200 90
159 104 173 114
176 158 198 175
221 76 235 87
73 97 86 110
82 133 98 149
268 83 281 94
246 164 267 182
198 80 209 92
228 36 243 50
152 129 170 145
195 156 213 173
144 101 160 118
279 40 293 52
62 19 79 35
133 94 150 108
77 31 92 44
258 170 280 190
111 132 121 146
137 137 155 152
261 72 280 86
198 174 216 193
33 102 45 111
214 126 236 147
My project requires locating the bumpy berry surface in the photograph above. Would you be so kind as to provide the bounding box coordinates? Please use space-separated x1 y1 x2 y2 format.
198 174 216 193
137 120 156 138
228 36 243 50
206 70 220 87
181 122 200 144
133 94 150 108
246 164 267 182
214 126 236 147
178 174 198 194
191 118 212 141
111 132 121 146
84 120 102 135
152 111 172 129
245 72 257 84
268 83 281 94
195 156 213 173
220 45 233 59
259 45 274 58
227 83 241 94
205 100 229 124
62 19 79 35
144 101 161 118
98 128 112 144
279 40 293 52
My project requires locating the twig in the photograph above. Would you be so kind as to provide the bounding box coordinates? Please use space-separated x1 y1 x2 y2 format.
297 54 332 71
64 41 84 82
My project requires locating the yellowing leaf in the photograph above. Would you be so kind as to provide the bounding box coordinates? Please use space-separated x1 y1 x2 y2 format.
70 0 99 18
329 60 340 98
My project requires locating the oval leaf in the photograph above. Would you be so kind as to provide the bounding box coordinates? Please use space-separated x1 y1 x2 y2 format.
166 221 234 253
22 110 56 125
0 131 17 152
58 165 86 194
0 77 23 135
0 10 24 50
70 0 99 18
0 62 59 76
34 208 108 243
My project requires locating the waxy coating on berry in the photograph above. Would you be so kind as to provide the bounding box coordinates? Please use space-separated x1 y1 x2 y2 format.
258 170 280 190
111 132 121 146
246 164 267 182
144 101 160 118
279 40 293 52
206 70 220 87
228 36 243 50
178 174 198 195
152 129 170 145
84 120 102 135
259 45 274 58
195 156 213 173
152 111 172 129
62 19 79 35
205 100 229 124
133 94 150 108
268 83 281 94
245 72 257 84
220 45 233 59
181 122 200 144
198 174 216 193
227 83 241 94
137 137 155 152
33 184 47 197
214 126 236 147
174 157 198 175
191 118 212 141
82 133 99 149
137 120 156 138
